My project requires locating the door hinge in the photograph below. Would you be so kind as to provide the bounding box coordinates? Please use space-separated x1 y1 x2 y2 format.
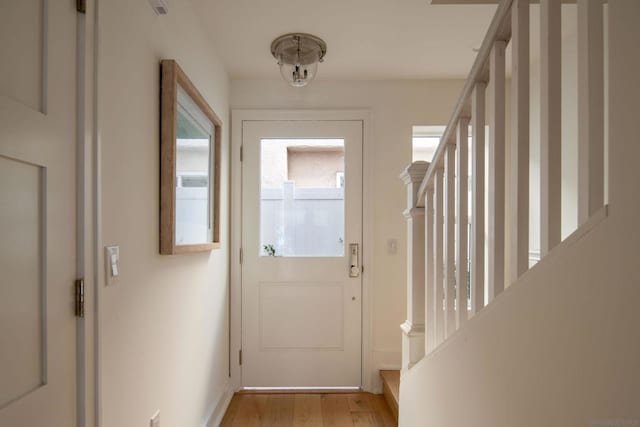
76 0 87 13
240 145 243 162
75 279 85 318
239 247 243 264
239 349 242 365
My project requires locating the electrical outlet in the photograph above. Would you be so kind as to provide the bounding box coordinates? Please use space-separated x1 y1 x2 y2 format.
150 411 160 427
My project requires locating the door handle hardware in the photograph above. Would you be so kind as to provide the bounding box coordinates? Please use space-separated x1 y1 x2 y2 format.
349 243 360 278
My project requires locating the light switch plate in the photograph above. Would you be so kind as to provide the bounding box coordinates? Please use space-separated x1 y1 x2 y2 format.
104 245 120 284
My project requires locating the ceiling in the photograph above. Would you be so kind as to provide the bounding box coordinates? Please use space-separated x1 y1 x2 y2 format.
191 0 499 80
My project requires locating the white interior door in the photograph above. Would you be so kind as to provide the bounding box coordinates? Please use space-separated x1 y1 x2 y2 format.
0 1 78 425
241 120 363 388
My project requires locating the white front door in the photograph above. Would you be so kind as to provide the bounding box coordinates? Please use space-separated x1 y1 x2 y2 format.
241 120 363 387
0 1 79 425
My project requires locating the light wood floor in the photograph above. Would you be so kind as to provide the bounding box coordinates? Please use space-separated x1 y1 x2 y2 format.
220 392 397 426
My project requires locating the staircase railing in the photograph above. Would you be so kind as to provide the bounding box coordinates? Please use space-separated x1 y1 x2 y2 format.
401 0 608 370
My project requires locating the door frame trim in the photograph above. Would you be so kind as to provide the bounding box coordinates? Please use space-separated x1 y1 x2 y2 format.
230 109 375 392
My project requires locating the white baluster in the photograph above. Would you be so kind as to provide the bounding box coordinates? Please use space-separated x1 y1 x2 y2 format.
456 118 470 328
541 0 562 257
471 83 486 315
577 0 605 225
488 40 506 302
444 144 456 337
425 187 435 353
433 167 445 346
511 0 530 281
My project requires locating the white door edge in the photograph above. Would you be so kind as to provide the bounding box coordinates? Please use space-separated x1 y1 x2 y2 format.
90 1 103 426
229 109 375 392
76 6 88 427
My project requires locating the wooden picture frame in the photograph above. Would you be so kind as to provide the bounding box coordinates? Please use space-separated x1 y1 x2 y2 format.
160 59 221 254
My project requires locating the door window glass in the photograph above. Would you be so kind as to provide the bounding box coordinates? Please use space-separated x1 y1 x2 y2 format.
260 139 345 257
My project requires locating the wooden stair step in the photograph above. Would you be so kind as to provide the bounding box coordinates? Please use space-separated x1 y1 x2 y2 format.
380 370 400 421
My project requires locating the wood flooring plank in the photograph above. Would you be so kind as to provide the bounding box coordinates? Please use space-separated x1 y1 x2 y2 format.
219 394 241 426
293 394 323 427
352 412 381 427
321 394 353 427
230 394 269 427
220 392 396 427
367 394 396 427
346 394 374 413
263 394 294 426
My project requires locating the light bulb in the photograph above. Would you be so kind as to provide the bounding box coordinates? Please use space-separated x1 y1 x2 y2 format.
278 61 318 87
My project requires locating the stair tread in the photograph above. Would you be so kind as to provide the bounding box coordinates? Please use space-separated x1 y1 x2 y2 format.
380 370 400 402
380 370 400 421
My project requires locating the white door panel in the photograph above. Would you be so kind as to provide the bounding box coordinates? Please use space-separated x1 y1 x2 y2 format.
0 0 44 111
242 120 363 388
0 0 78 425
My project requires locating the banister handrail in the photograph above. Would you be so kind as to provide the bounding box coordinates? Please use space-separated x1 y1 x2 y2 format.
417 0 514 204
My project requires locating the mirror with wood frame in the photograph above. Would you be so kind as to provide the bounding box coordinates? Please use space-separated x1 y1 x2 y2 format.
160 59 221 254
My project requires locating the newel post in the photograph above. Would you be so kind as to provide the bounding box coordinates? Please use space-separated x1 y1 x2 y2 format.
400 161 429 372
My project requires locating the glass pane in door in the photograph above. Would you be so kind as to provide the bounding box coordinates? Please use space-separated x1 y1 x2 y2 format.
260 139 345 257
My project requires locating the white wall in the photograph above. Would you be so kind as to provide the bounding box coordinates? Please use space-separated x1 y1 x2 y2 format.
288 150 344 188
400 1 640 425
98 0 231 425
231 79 464 378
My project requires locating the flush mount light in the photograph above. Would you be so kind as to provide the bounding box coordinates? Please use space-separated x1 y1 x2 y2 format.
270 33 327 88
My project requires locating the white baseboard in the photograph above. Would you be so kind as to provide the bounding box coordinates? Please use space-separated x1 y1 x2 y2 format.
204 380 235 427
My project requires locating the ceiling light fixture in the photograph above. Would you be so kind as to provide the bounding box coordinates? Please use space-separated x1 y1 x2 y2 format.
270 33 327 88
